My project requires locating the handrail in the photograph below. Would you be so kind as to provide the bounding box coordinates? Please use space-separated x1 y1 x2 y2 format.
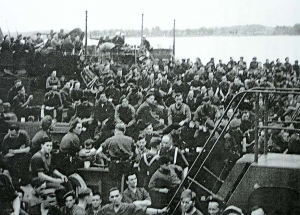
168 87 300 214
168 89 249 213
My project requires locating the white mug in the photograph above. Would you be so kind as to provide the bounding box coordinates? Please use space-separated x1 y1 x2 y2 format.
84 161 91 169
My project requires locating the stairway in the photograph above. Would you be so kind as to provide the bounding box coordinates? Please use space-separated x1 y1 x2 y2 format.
167 88 300 215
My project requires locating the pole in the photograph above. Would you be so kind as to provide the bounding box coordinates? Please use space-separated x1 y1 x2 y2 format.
141 14 144 46
134 45 137 64
85 11 88 59
173 19 175 57
258 126 300 132
6 20 11 39
264 95 268 155
254 93 259 162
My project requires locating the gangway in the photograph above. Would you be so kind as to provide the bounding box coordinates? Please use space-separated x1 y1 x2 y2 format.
167 87 300 215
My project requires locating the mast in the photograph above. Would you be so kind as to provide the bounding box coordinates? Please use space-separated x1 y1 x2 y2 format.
0 27 3 42
85 10 88 59
6 20 11 39
141 13 144 46
173 19 175 57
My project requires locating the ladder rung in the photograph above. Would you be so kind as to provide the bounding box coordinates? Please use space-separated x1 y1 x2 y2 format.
203 166 225 183
187 176 216 196
292 106 300 120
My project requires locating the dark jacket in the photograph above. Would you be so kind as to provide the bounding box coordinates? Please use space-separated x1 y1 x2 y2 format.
29 204 61 215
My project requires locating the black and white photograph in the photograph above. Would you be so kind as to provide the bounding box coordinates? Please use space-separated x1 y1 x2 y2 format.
0 0 300 214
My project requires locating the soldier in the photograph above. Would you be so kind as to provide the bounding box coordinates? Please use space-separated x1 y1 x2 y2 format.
180 189 203 215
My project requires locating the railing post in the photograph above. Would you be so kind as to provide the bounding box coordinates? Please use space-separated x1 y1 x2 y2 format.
264 95 269 155
254 93 259 162
85 11 88 60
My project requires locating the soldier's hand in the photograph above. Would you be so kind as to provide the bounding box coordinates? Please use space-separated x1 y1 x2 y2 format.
159 119 165 125
159 188 169 193
161 207 169 214
179 120 185 126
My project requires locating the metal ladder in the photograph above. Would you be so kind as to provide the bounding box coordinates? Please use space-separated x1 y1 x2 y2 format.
167 87 300 215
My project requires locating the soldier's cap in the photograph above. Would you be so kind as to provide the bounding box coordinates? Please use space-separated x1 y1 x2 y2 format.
14 79 22 84
145 92 155 99
150 137 162 147
128 79 137 85
202 97 210 103
158 153 172 166
223 205 244 215
16 85 24 92
81 96 88 102
107 79 114 85
78 188 92 198
253 57 257 60
230 119 241 128
63 191 75 200
285 57 289 60
84 139 94 146
9 123 20 130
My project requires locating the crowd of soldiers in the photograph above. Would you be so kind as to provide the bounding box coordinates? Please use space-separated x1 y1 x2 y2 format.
0 37 300 215
0 31 83 76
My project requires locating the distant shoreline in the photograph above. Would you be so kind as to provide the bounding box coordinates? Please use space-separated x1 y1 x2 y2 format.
4 34 299 38
3 33 299 38
3 23 300 38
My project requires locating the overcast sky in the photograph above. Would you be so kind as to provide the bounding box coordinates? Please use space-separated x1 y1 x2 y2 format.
0 0 300 33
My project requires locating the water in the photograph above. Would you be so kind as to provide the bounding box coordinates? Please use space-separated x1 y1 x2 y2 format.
88 36 300 64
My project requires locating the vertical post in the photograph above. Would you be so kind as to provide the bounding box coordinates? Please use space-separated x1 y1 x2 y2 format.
85 11 88 59
254 93 259 162
134 45 137 64
173 19 175 57
264 95 269 155
141 14 144 46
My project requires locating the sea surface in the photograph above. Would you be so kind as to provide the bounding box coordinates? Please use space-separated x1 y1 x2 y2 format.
88 36 300 64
